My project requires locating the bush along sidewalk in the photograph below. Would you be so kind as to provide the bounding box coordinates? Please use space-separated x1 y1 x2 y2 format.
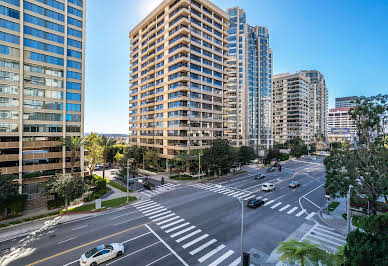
62 196 137 214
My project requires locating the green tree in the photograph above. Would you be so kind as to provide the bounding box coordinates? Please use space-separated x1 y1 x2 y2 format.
85 133 103 175
0 173 17 202
98 136 116 179
144 149 159 170
170 152 191 173
60 136 84 174
352 213 388 234
45 173 89 211
114 151 125 166
202 139 236 176
237 146 256 165
284 137 308 158
277 239 332 266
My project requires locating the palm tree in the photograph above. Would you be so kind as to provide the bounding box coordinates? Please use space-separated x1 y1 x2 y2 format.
277 239 331 266
98 136 116 179
60 136 84 175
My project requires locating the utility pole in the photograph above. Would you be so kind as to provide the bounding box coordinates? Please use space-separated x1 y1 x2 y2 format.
126 159 130 203
347 185 353 234
198 153 202 182
142 153 145 169
239 196 244 265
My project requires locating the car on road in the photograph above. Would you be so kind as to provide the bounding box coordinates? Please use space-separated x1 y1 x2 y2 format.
262 182 275 191
289 181 300 188
247 198 265 208
79 243 124 265
254 173 266 180
143 181 155 190
266 167 276 173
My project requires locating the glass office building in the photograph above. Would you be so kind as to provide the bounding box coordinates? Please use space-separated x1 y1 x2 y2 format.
0 0 85 194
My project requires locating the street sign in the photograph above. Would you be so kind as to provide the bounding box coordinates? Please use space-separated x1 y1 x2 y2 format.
258 150 265 157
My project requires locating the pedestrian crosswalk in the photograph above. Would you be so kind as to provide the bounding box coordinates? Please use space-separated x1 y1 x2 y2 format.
132 199 242 265
301 223 346 253
191 183 316 221
139 183 180 197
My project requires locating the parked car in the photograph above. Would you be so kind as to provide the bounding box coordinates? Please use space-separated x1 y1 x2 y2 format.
247 198 265 208
95 165 103 171
262 182 275 191
143 181 155 190
79 243 124 266
254 173 266 180
266 167 276 173
289 181 300 188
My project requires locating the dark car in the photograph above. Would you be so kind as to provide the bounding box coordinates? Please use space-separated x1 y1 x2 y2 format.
247 199 265 208
266 167 276 173
143 181 155 190
254 174 266 180
289 181 300 188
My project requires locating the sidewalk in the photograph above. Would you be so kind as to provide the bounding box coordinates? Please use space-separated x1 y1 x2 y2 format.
320 197 347 235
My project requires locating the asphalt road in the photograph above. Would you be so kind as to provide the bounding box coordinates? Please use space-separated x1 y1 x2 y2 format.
0 157 330 266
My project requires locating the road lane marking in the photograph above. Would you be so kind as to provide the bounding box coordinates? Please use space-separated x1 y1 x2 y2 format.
105 241 161 265
114 215 147 226
182 234 209 248
176 229 202 243
156 216 180 225
71 225 87 231
145 253 172 266
160 219 185 229
109 210 140 220
270 202 282 209
189 239 217 255
165 222 190 233
264 200 274 206
132 199 151 206
26 222 152 265
63 260 77 266
302 196 321 208
136 203 160 211
262 198 268 201
122 232 152 243
244 195 255 200
198 244 225 263
148 211 172 219
142 206 165 214
232 192 246 198
287 207 298 214
229 256 241 266
57 237 77 245
146 224 189 266
208 250 234 266
279 204 291 212
305 212 316 220
151 213 175 222
170 226 196 238
295 209 306 217
144 208 167 216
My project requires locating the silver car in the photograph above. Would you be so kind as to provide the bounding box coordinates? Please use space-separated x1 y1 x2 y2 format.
79 243 124 266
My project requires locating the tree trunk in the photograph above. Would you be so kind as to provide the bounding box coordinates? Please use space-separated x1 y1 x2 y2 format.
65 196 68 211
71 150 75 175
102 154 106 179
300 256 305 266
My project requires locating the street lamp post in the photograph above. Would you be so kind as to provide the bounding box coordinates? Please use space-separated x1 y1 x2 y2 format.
238 196 244 265
347 185 353 234
126 159 130 203
198 153 203 182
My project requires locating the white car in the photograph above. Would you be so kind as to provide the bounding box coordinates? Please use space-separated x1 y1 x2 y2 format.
262 182 275 191
79 243 124 266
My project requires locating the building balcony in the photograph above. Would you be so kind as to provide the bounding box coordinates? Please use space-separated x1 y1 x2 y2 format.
0 141 19 149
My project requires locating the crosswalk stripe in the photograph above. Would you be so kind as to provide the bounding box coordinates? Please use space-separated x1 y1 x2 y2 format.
264 200 275 206
270 202 282 209
152 213 175 222
189 239 217 255
165 222 190 233
315 227 345 239
132 199 152 206
156 216 180 225
148 211 172 219
262 198 268 201
256 196 263 199
170 226 196 238
182 234 209 249
220 190 234 195
136 203 159 210
306 237 338 252
229 257 241 266
208 250 234 266
142 206 165 214
295 209 306 217
224 191 239 196
305 212 316 220
176 229 202 243
306 234 344 247
144 208 167 216
160 219 185 229
233 192 246 198
244 195 255 200
279 204 291 212
287 207 298 214
198 244 225 263
309 231 346 245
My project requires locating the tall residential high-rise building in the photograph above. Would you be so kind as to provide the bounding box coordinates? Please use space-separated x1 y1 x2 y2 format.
335 96 357 108
302 70 328 141
225 7 273 150
272 72 310 144
327 107 356 143
128 0 229 169
0 0 85 193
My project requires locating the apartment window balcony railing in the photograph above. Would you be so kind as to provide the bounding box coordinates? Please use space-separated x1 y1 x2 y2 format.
169 24 188 36
169 34 188 45
169 82 187 90
169 43 188 54
169 15 188 27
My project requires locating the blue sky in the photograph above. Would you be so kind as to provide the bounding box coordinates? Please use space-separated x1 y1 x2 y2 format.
84 0 388 133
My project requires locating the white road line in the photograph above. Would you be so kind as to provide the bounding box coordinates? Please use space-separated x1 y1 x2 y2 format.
144 208 167 216
182 234 209 249
262 198 268 201
224 191 238 196
170 226 196 238
198 244 225 263
109 210 139 220
208 250 234 266
136 202 159 210
233 192 246 198
160 219 185 229
63 260 78 266
122 232 152 244
302 196 321 208
113 215 146 226
72 225 88 231
287 207 298 214
279 204 291 212
295 209 306 217
244 195 255 200
141 191 153 197
176 229 202 243
142 206 165 214
229 257 241 266
57 237 77 245
152 213 175 222
264 200 275 206
189 239 217 255
145 253 171 266
145 224 189 266
165 222 190 233
156 216 180 225
132 199 152 206
256 196 263 199
305 212 316 220
148 211 172 219
105 241 161 265
270 202 282 209
220 190 234 195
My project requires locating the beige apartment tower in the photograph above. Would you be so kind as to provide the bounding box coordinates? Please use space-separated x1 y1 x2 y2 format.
0 0 86 194
128 0 229 168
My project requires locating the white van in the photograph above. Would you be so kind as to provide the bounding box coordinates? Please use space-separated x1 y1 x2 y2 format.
262 182 275 191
